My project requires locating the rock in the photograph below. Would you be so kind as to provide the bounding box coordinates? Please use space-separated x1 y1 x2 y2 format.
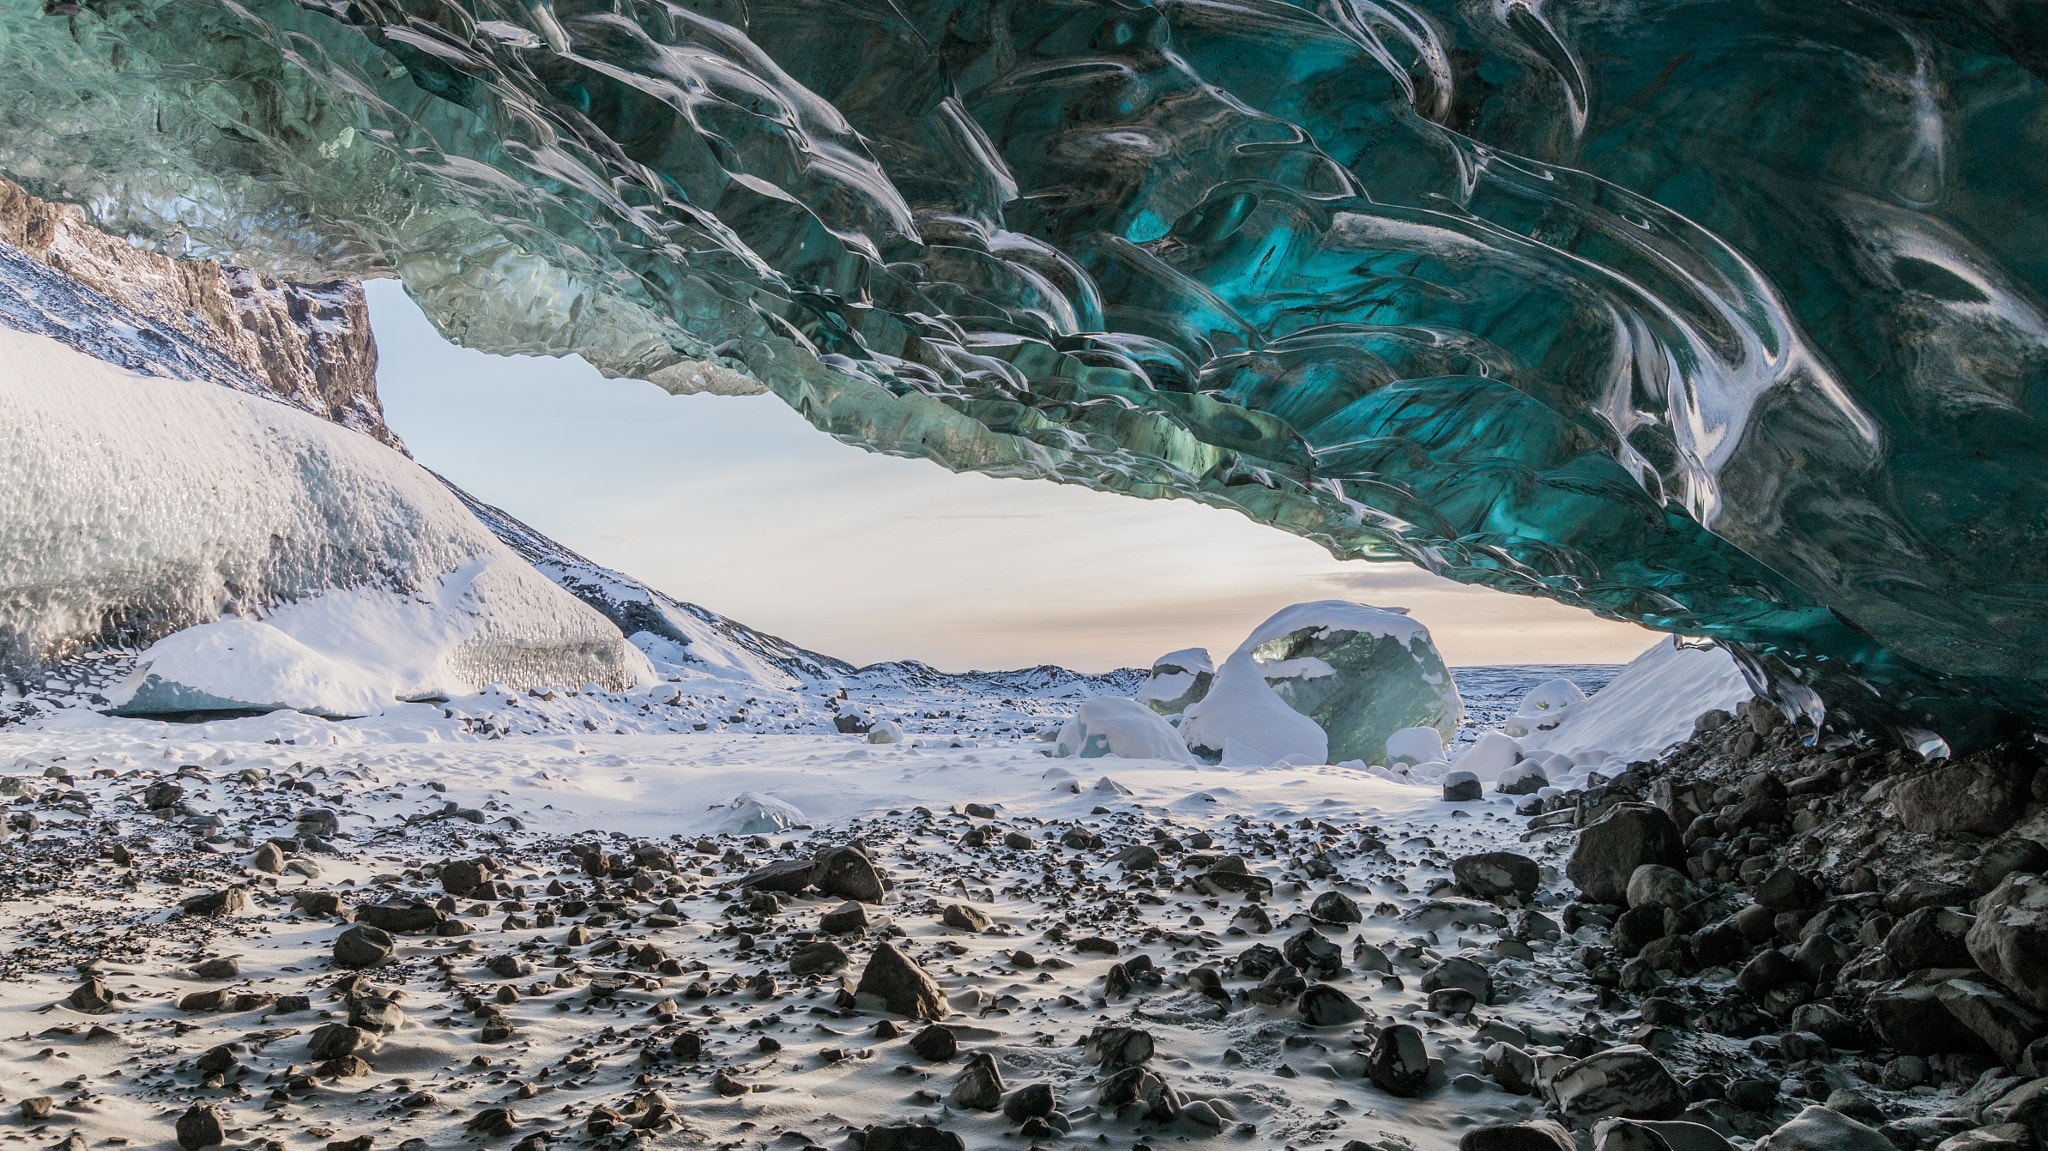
1973 839 2048 896
814 847 886 903
1084 1025 1155 1067
1299 983 1367 1026
740 858 814 895
66 978 114 1013
1886 907 1976 971
1310 890 1362 924
1498 761 1550 796
1421 956 1493 1003
942 904 991 932
194 1045 238 1075
333 924 395 969
1598 1120 1737 1151
308 1023 367 1060
191 957 239 980
1444 772 1483 803
1935 979 2045 1068
1754 867 1823 912
440 858 493 897
18 1097 52 1120
1889 746 2037 837
1460 1121 1577 1151
1483 1042 1539 1095
789 941 849 975
909 1025 959 1061
1455 852 1542 900
176 1104 227 1151
1569 805 1686 905
251 842 285 873
1367 1023 1431 1096
856 943 949 1020
1115 844 1160 871
862 1126 966 1151
1001 1083 1057 1122
354 900 447 934
485 953 532 979
1002 831 1035 850
1865 970 1995 1057
1430 987 1479 1014
820 901 868 934
1752 1106 1894 1151
348 995 406 1033
1933 1126 2035 1151
1979 1077 2048 1136
1552 1046 1688 1121
1098 1065 1181 1120
178 989 228 1012
950 1052 1005 1111
1968 873 2048 1013
179 888 247 917
465 1108 518 1137
1628 865 1694 910
964 802 997 819
1283 929 1343 977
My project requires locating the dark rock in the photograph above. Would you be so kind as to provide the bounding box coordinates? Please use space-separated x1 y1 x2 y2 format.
250 842 285 873
1001 1082 1057 1122
1727 1079 1779 1111
1482 1043 1539 1095
1754 868 1823 912
815 846 886 903
1933 1126 2036 1151
464 1108 518 1138
949 1052 1004 1111
1429 987 1479 1014
66 978 114 1013
179 888 247 917
1973 839 2048 896
175 1104 227 1150
1937 979 2046 1071
1459 1121 1576 1151
191 957 238 980
1824 1090 1885 1127
485 954 532 979
308 1023 368 1060
1886 879 1973 915
740 858 814 895
1098 1065 1180 1120
1367 1023 1431 1096
1444 772 1483 802
1454 852 1542 900
1569 805 1686 905
1751 1105 1894 1151
1887 908 1976 971
333 924 395 969
1889 746 2036 838
1115 844 1160 871
194 1045 238 1075
1968 873 2048 1014
1551 1046 1688 1121
862 1126 966 1151
1980 1077 2048 1138
942 904 991 932
856 943 948 1019
1283 929 1343 977
1192 870 1273 897
821 901 868 934
1002 831 1035 850
1616 904 1676 955
1421 956 1493 1003
789 941 850 975
440 858 493 897
1084 1025 1155 1067
348 995 406 1033
354 900 446 934
1299 983 1367 1026
177 989 228 1012
1865 969 1997 1057
909 1025 958 1061
1310 890 1362 924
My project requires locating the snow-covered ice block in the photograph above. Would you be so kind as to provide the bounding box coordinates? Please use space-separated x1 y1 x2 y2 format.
720 792 803 834
1237 601 1463 765
1180 651 1328 766
1134 648 1214 716
110 619 389 718
1451 731 1524 783
1054 697 1196 763
1385 726 1445 767
867 720 906 744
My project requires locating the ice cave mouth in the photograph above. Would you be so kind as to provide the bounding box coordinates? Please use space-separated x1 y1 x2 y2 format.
1 0 2044 745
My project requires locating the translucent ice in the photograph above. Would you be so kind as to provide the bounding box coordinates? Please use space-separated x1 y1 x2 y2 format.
1242 602 1462 767
1135 649 1215 717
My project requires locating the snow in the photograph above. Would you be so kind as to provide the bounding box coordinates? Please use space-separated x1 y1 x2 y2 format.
1180 651 1329 765
1053 696 1196 763
0 326 649 698
1511 636 1753 775
1451 731 1525 783
1239 599 1430 653
1151 648 1214 674
1385 725 1445 767
1518 677 1587 714
108 619 391 717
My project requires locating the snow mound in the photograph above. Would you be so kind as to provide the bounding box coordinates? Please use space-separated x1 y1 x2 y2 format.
0 326 650 699
108 619 389 717
719 792 805 834
1055 697 1196 763
1513 637 1753 769
1181 651 1328 766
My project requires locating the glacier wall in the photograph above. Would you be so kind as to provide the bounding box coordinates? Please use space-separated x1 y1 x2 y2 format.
0 324 651 695
0 0 2043 741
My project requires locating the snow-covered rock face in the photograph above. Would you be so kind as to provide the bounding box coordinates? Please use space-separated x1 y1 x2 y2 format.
1240 601 1463 766
1134 648 1214 716
0 326 651 703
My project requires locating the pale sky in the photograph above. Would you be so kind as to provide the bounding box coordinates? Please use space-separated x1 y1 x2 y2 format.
366 281 1657 673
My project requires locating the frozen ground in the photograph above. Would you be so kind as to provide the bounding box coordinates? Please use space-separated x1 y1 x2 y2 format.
0 651 1737 1151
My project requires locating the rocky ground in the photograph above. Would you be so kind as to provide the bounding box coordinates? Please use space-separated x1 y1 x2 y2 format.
0 701 2038 1151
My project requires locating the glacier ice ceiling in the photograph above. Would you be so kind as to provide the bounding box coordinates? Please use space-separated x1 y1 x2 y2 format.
1 0 2043 743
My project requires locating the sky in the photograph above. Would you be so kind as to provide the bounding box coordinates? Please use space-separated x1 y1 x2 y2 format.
366 281 1658 673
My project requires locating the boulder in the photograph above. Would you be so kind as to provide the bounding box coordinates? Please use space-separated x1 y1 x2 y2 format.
1980 1077 2048 1139
332 924 395 969
1444 772 1483 802
1569 806 1686 905
354 900 446 934
854 942 949 1020
814 846 886 904
941 904 991 933
175 1105 227 1151
1973 839 2048 896
1455 852 1542 900
1461 1122 1576 1151
1421 956 1493 1003
740 858 814 895
1751 1106 1893 1151
1367 1023 1431 1096
821 901 868 934
949 1052 1004 1111
863 1127 965 1151
1864 969 1997 1057
440 858 493 897
1298 984 1367 1026
1551 1046 1688 1121
1497 760 1550 796
788 941 850 976
1886 907 1976 972
1627 865 1695 911
1968 873 2048 1013
1309 890 1362 925
1935 980 2046 1070
1753 867 1822 912
1889 746 2037 837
